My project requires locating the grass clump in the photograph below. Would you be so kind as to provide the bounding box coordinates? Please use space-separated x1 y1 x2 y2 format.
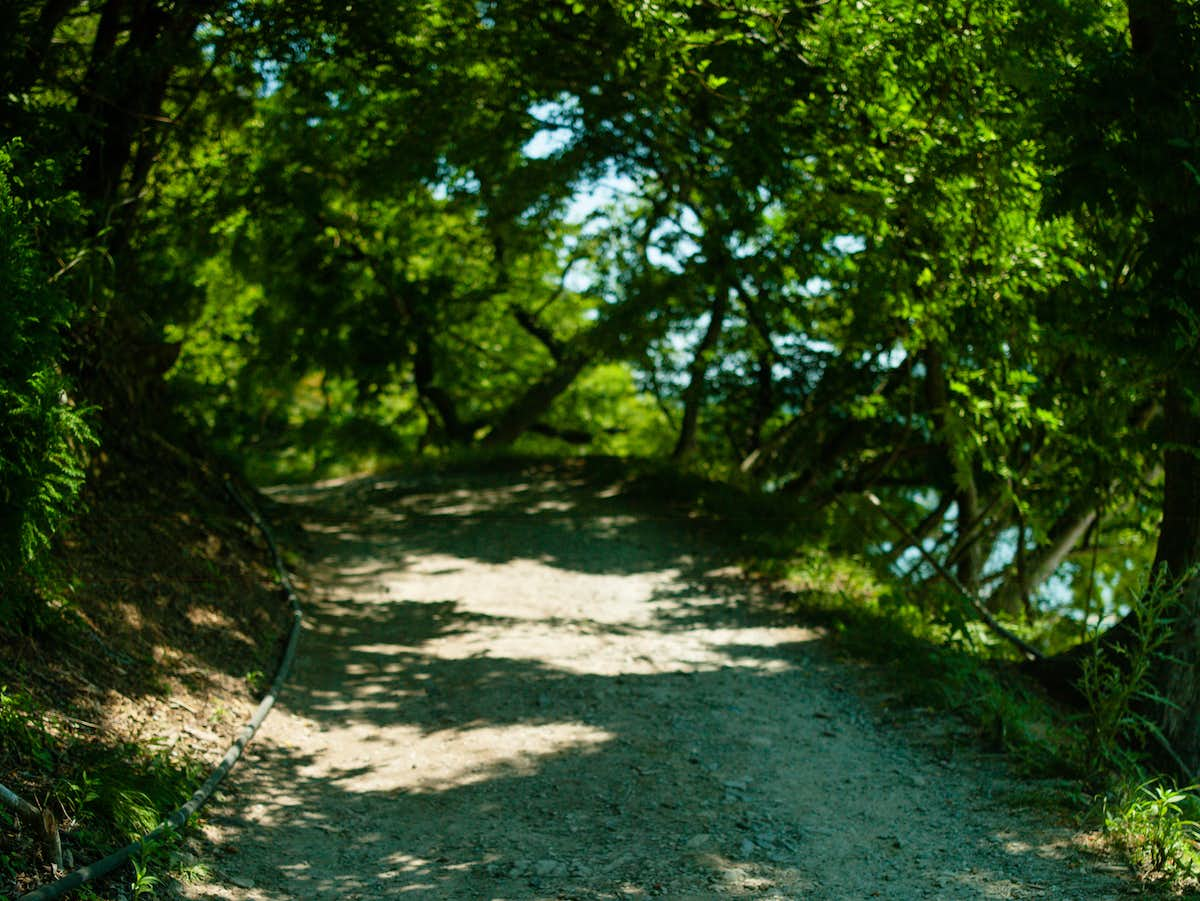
1077 568 1184 779
1069 569 1200 890
59 739 202 848
1104 780 1200 880
0 685 53 771
1 682 203 878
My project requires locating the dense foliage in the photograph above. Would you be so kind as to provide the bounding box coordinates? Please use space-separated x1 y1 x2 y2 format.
0 143 91 608
1 0 1197 769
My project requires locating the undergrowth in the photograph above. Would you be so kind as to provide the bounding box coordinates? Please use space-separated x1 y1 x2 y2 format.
1104 780 1200 882
0 429 286 899
1076 571 1200 890
0 678 202 896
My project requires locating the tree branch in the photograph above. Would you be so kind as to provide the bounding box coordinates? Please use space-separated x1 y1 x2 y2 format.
0 782 61 869
856 492 1045 662
511 306 565 363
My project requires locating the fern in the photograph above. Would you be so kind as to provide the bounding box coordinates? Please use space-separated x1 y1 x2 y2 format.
0 143 94 614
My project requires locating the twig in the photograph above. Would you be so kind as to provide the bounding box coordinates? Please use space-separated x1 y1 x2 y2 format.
57 715 99 731
0 783 62 869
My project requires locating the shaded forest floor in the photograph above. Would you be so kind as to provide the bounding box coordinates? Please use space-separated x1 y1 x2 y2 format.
168 462 1134 899
0 438 291 898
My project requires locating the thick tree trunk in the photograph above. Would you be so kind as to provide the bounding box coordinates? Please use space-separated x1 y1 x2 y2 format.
1125 0 1200 776
75 0 143 206
75 2 210 213
65 2 215 414
672 287 730 462
1013 4 1200 770
1150 378 1200 774
955 476 984 593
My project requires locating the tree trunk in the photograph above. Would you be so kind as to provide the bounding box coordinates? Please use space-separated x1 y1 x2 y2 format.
956 475 984 593
20 0 77 87
0 782 60 868
1024 4 1200 764
739 349 879 476
922 345 983 590
671 287 730 462
75 2 210 215
1126 0 1200 776
412 325 478 444
481 352 593 447
739 352 775 461
1150 378 1200 774
482 293 655 447
75 0 141 206
763 352 913 492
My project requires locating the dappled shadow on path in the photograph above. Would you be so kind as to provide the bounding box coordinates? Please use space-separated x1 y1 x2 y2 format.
209 662 827 897
184 467 1127 900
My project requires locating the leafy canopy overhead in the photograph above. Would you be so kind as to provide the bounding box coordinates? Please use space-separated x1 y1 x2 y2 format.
2 0 1197 643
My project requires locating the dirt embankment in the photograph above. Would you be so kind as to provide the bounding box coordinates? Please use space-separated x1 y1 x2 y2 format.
179 467 1132 900
1 439 288 898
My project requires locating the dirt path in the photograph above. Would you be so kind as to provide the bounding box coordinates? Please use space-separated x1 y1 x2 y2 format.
180 467 1130 900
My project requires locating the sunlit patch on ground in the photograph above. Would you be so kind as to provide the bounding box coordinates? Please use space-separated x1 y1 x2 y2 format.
329 721 616 795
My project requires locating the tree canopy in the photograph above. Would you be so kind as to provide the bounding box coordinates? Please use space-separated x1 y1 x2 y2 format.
2 0 1198 771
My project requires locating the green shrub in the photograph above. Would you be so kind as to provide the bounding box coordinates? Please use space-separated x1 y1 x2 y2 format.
0 143 93 613
1077 567 1184 776
1105 779 1200 877
0 685 52 769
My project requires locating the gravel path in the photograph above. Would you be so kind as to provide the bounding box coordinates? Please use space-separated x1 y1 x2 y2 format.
179 467 1131 899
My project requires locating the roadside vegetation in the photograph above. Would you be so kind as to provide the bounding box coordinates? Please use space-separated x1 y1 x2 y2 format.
0 434 287 899
2 0 1199 896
